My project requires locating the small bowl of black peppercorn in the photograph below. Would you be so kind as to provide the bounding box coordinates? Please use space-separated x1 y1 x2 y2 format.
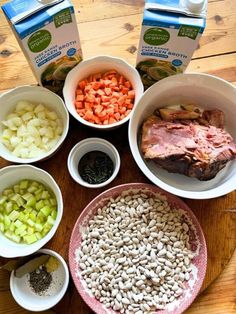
67 137 120 188
10 248 69 311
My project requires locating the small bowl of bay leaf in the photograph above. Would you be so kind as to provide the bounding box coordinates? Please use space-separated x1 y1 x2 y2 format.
9 248 69 311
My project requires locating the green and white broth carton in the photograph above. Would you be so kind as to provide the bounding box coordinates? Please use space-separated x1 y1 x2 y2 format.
2 0 83 95
136 0 207 89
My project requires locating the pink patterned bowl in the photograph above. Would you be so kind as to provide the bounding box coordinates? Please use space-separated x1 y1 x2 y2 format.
69 183 207 314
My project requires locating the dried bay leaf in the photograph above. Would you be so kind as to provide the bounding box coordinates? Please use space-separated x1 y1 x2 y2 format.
15 254 50 278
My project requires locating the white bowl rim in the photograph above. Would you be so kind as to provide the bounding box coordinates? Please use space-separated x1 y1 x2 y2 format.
63 55 144 130
67 137 121 188
0 164 63 258
0 85 69 164
128 72 236 199
10 248 69 312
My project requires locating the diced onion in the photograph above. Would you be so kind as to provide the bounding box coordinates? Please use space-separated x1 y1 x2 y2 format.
1 101 63 158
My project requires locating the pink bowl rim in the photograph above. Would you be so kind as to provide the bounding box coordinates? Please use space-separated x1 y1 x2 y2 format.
68 183 207 314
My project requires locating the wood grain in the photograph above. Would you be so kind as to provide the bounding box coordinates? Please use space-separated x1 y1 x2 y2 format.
0 0 236 313
1 0 236 93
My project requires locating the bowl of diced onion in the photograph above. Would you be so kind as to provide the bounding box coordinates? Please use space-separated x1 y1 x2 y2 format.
0 85 69 163
0 164 63 258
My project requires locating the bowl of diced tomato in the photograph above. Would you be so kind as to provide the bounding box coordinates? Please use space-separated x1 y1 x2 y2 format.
63 55 144 130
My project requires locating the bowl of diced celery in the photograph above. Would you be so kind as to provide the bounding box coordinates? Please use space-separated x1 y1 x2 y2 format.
0 165 63 258
0 85 69 163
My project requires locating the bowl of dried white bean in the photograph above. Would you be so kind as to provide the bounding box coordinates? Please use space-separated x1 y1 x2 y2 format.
69 183 207 314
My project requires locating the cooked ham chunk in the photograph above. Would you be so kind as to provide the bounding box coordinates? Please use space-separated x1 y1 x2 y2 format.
141 113 236 181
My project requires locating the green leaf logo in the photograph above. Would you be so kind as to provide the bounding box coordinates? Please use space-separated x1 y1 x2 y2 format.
28 30 52 53
144 28 170 46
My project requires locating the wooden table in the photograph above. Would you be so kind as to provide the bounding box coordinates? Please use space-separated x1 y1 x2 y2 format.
0 0 236 313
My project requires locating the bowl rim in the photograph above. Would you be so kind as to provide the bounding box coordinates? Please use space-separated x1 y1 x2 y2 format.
68 182 207 314
10 248 69 312
0 85 69 164
63 55 144 130
0 164 63 258
67 137 121 188
128 72 236 199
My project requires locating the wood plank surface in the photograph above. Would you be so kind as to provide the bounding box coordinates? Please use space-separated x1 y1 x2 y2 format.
0 0 236 313
1 0 236 94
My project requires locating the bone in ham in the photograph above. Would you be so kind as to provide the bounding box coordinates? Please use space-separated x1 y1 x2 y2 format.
141 109 236 181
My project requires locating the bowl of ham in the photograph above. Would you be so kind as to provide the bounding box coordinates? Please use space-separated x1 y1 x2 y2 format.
128 73 236 199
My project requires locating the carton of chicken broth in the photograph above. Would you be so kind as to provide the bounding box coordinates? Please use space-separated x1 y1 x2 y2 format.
2 0 82 95
136 0 207 89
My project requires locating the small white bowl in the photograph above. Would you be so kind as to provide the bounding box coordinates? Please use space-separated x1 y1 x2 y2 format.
0 165 63 258
0 85 69 163
10 248 69 312
63 55 144 130
67 138 120 188
129 73 236 199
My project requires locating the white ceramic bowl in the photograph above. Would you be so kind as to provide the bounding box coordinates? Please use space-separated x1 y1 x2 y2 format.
67 137 120 188
0 165 63 258
63 55 144 130
0 85 69 163
10 248 69 312
129 73 236 199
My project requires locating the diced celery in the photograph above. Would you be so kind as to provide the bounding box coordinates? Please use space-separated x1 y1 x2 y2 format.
42 228 50 237
35 190 43 201
40 206 51 217
9 223 15 232
27 227 34 235
44 199 50 206
19 180 29 189
6 201 13 214
51 210 57 220
32 181 40 188
14 219 23 228
0 179 56 244
15 224 27 236
13 203 19 211
0 222 4 232
35 200 44 211
13 185 20 193
22 192 33 201
11 234 21 243
47 215 55 225
28 185 38 193
50 198 57 206
27 218 35 227
3 189 13 196
5 230 13 239
35 232 42 240
36 211 45 221
8 210 20 221
35 223 43 232
26 197 36 207
18 212 26 222
41 190 50 199
24 207 32 215
29 210 37 221
24 234 37 244
4 216 11 228
0 196 7 205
